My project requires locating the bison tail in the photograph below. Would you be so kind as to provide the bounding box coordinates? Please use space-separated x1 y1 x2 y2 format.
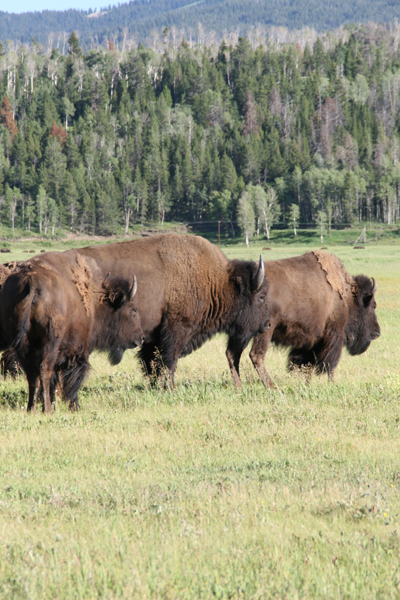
12 276 37 352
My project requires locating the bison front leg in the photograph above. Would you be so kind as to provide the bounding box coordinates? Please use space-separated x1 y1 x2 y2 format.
156 322 192 388
249 331 274 388
313 330 344 379
225 338 245 389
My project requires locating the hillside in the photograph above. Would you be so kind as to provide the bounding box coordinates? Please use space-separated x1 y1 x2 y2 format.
1 0 399 51
1 22 400 240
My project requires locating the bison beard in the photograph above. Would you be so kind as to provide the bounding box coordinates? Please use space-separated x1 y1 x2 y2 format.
247 251 380 387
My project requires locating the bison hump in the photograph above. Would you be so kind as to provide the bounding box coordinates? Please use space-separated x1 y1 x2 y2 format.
311 250 353 299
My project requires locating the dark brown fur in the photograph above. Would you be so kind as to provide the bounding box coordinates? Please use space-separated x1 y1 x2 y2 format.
0 262 23 380
75 234 269 387
1 252 143 412
244 251 380 387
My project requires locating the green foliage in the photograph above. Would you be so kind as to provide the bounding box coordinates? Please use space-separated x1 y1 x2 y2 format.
0 25 400 237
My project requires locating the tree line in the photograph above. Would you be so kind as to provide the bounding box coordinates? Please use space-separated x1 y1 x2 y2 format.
1 23 400 241
2 0 400 52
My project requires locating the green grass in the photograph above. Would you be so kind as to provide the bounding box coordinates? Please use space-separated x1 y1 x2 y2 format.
0 240 399 598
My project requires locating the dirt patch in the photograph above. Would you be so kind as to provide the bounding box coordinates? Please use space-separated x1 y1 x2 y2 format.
70 255 93 316
312 250 353 299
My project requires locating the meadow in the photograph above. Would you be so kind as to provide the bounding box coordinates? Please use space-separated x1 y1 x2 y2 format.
0 231 399 599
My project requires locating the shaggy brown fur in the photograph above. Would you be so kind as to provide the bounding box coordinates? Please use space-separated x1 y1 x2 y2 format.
1 252 143 412
311 250 353 299
75 233 269 387
70 254 94 316
246 251 380 387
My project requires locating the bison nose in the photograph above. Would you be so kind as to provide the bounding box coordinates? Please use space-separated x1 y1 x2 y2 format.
372 327 380 340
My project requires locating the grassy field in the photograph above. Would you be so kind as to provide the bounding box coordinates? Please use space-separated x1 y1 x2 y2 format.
0 236 399 599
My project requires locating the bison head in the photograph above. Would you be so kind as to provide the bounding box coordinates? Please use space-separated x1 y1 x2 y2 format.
345 275 380 356
227 255 270 344
102 273 144 365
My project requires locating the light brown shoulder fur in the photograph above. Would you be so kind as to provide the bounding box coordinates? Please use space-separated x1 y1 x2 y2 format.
70 254 93 316
311 250 353 299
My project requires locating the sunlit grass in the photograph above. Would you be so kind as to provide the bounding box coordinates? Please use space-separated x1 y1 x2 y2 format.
0 243 399 598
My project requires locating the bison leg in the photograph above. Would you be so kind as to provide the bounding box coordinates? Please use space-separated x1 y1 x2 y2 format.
158 325 195 388
140 324 191 388
226 339 245 389
139 343 159 376
40 365 54 414
249 331 274 388
27 376 41 412
313 331 344 379
139 343 168 387
288 347 316 371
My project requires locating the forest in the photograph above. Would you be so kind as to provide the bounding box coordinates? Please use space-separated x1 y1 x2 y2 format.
1 0 400 51
1 22 400 239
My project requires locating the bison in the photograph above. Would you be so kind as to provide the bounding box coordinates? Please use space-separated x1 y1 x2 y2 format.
1 251 144 412
232 250 380 387
0 262 22 380
73 233 269 387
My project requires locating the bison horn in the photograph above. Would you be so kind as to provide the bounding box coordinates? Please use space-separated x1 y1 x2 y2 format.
251 255 265 292
129 274 138 300
371 277 377 295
